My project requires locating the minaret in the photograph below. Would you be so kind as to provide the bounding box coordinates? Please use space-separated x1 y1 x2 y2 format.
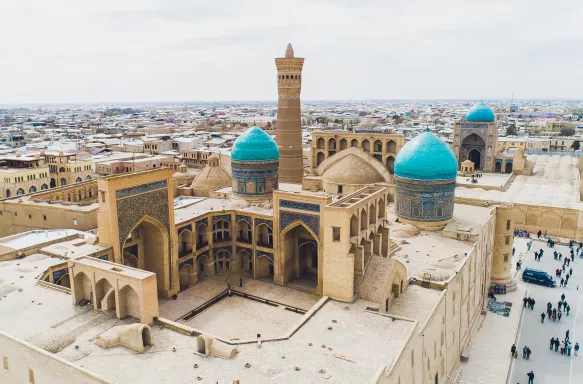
275 43 304 183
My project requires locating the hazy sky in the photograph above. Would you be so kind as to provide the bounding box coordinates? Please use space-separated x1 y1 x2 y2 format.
2 0 582 103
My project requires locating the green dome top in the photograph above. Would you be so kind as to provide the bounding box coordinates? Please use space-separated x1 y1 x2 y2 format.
466 101 495 122
395 131 457 180
231 126 279 162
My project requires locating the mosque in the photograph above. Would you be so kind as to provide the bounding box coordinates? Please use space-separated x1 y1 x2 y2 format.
0 46 522 384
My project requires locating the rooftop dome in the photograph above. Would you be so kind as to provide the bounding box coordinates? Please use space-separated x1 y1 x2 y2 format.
465 101 495 122
231 126 279 162
395 131 457 180
191 156 231 192
323 155 384 185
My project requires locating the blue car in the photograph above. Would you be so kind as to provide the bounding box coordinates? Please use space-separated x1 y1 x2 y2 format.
522 268 556 287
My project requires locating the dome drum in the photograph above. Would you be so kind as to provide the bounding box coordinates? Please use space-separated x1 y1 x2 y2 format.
231 159 279 201
394 176 455 229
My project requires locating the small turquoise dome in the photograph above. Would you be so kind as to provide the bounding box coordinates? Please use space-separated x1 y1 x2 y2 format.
395 131 457 180
231 126 279 162
466 101 495 122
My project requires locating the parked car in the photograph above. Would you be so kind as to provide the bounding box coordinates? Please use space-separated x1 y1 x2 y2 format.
522 268 556 287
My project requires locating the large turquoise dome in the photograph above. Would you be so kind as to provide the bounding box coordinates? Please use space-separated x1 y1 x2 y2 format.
466 101 495 122
395 131 457 180
231 126 279 162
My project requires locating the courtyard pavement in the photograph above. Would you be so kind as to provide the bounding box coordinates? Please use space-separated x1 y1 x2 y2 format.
509 237 583 384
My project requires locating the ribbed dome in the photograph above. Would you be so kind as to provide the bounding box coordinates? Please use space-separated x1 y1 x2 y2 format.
466 101 495 122
191 158 231 192
395 132 457 180
231 126 279 162
323 155 384 185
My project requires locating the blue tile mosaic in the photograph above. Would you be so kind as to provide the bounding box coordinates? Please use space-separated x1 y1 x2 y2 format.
236 215 252 226
52 268 68 283
196 217 208 230
255 218 273 229
280 200 320 213
116 180 167 199
178 224 193 235
280 211 320 237
212 214 232 225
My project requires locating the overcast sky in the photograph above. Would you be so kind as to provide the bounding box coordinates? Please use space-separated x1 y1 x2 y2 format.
1 0 582 104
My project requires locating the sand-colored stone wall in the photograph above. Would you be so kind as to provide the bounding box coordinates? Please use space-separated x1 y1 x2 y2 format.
0 331 110 384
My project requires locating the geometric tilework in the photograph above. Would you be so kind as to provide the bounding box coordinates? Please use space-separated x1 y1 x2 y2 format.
395 175 455 223
255 217 273 229
178 224 193 235
52 268 68 283
115 180 167 199
280 210 320 237
236 215 252 226
196 217 208 230
212 214 232 225
280 199 320 212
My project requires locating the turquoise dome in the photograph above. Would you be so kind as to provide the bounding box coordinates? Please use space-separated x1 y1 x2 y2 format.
466 101 495 122
231 126 279 162
395 131 457 180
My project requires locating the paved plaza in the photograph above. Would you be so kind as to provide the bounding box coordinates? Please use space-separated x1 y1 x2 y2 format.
509 237 583 384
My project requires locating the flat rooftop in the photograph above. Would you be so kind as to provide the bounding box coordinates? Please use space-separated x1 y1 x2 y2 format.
390 203 493 281
0 229 85 251
456 172 512 190
0 254 416 383
456 155 581 209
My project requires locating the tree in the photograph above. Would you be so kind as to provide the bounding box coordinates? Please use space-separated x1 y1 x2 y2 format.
572 141 580 150
561 126 575 136
506 125 518 136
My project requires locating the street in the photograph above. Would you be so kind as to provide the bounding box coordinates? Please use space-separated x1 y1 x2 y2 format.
509 237 583 384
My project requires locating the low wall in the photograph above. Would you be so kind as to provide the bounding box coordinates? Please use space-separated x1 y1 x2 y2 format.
0 331 110 384
0 234 83 261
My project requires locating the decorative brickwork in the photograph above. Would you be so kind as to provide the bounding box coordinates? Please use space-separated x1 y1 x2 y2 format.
394 176 455 223
280 199 320 213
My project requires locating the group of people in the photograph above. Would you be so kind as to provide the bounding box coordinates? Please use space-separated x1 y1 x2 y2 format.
542 295 571 323
533 249 544 262
510 344 532 359
523 296 536 310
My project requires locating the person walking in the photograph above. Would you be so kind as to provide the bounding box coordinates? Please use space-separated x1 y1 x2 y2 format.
541 312 545 323
550 337 555 350
558 311 562 322
555 338 560 352
513 247 516 256
527 370 535 384
561 293 566 301
567 305 571 316
517 260 522 271
570 267 573 276
575 342 580 356
566 330 570 341
563 301 568 311
538 230 542 238
511 344 516 357
523 346 528 359
531 298 535 310
523 296 528 308
526 347 532 360
567 343 572 356
561 278 564 287
547 308 552 319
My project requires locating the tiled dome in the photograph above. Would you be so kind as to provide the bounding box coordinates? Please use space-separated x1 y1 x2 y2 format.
466 101 495 122
395 131 457 180
231 126 279 162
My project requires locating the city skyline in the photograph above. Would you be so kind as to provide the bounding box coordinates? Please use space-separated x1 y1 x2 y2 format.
2 0 583 104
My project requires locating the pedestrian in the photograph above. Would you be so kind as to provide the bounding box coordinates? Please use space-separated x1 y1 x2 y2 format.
511 344 516 357
538 230 542 238
526 347 531 359
527 370 534 384
566 330 570 341
570 267 573 275
517 260 522 271
563 264 566 272
561 278 564 287
513 247 516 256
561 293 566 301
555 338 560 352
523 296 528 308
547 308 552 319
568 343 572 356
239 276 243 287
534 251 538 261
563 301 568 311
541 312 545 323
575 342 580 356
558 311 562 322
531 298 535 310
523 346 527 359
567 305 571 316
550 337 555 350
567 258 571 266
561 340 566 354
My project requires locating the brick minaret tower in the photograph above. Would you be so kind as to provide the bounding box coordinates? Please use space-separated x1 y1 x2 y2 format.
275 43 304 183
